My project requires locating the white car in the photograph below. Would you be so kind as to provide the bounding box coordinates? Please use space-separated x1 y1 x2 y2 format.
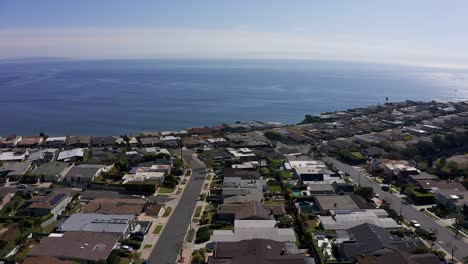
121 245 133 251
410 220 421 228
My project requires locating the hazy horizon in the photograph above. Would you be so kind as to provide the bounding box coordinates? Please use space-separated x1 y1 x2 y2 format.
2 1 468 69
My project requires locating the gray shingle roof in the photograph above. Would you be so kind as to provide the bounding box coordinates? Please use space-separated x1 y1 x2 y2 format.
58 213 134 234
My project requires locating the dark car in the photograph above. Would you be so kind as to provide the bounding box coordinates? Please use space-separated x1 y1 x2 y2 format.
131 231 145 237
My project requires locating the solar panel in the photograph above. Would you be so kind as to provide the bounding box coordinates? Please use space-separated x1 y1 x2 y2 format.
49 193 66 206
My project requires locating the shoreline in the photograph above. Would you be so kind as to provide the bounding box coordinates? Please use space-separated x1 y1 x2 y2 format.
0 99 463 137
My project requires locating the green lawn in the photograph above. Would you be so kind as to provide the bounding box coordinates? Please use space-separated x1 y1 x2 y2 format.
446 226 467 237
186 228 195 242
206 175 212 180
144 244 153 249
350 151 364 159
280 171 293 179
159 187 175 194
267 185 282 193
199 193 206 201
163 207 172 217
153 225 164 234
194 206 203 218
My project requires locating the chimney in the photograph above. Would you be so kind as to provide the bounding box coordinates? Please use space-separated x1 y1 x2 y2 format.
280 248 285 255
334 203 337 208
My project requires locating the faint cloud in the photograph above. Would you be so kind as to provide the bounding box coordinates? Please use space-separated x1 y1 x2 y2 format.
0 27 467 69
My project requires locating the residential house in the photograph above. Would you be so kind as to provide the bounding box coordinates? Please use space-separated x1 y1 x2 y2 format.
337 223 427 262
222 190 265 204
17 136 43 148
208 239 308 264
313 195 360 214
160 136 180 148
0 162 32 181
0 188 15 210
217 201 273 223
141 147 170 156
227 148 257 162
27 148 58 164
28 231 120 264
211 220 296 243
434 188 468 210
57 213 135 237
188 127 214 135
415 180 466 193
333 182 355 194
63 164 107 183
91 136 117 147
138 137 162 147
318 209 400 231
21 191 73 217
81 198 146 215
122 163 167 184
356 251 441 264
66 136 91 148
0 150 28 162
31 162 71 182
43 137 67 148
0 134 22 148
57 148 84 162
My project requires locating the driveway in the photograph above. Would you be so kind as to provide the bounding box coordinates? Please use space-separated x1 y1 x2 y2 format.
147 150 206 264
326 157 467 262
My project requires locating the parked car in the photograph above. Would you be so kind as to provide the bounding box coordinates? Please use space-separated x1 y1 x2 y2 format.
121 245 133 251
17 184 28 189
410 220 421 228
130 236 144 242
131 231 145 237
381 185 389 192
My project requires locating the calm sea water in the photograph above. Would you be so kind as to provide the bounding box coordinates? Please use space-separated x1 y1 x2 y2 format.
0 59 468 136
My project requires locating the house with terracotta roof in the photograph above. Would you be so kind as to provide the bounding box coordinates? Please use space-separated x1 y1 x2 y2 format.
17 136 43 148
0 134 22 148
217 201 273 223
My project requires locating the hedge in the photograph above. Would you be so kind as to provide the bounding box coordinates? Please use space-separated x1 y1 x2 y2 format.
407 187 434 205
195 226 211 244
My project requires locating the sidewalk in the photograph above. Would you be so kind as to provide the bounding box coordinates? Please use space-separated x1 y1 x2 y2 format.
138 171 193 259
178 170 215 264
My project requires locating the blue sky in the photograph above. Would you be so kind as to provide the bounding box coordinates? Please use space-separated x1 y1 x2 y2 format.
1 0 468 68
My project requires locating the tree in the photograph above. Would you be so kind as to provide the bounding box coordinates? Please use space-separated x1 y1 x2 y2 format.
264 131 285 142
355 186 374 200
432 134 443 150
429 228 438 249
176 241 184 260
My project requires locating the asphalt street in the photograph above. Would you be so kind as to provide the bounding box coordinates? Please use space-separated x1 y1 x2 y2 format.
326 157 467 262
148 150 206 264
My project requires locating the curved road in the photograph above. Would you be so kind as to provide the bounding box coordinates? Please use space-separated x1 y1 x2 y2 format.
326 157 466 262
148 151 206 264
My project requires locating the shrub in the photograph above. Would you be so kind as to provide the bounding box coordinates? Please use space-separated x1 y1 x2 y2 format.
195 226 211 244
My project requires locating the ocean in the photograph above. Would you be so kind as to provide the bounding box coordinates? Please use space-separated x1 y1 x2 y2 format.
0 59 467 136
